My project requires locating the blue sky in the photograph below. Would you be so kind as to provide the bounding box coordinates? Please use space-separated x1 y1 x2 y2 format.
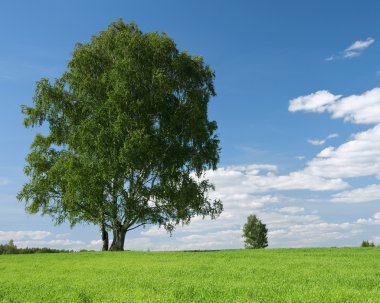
1 0 380 250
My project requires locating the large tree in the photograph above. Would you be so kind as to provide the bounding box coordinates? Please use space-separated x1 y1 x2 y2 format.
18 20 222 251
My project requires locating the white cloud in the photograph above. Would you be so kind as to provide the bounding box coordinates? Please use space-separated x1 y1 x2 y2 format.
370 236 380 245
141 227 168 237
356 212 380 225
0 230 51 241
343 37 375 58
89 239 103 246
290 87 380 125
205 165 347 194
269 222 361 248
327 133 339 139
308 139 325 146
305 125 380 179
330 88 380 124
325 37 374 60
15 239 85 248
331 184 380 203
307 133 338 146
278 206 305 214
289 90 341 113
135 208 366 250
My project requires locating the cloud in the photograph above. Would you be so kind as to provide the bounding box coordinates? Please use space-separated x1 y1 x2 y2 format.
134 207 366 250
204 165 347 194
0 230 87 250
0 230 51 241
325 37 374 60
356 212 380 225
370 236 380 245
15 239 85 248
307 133 338 146
307 139 325 146
289 90 341 113
331 184 380 203
269 221 361 248
278 206 305 214
304 125 380 179
343 37 375 58
290 88 380 125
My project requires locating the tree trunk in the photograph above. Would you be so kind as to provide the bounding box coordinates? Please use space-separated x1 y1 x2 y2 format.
101 224 109 251
109 226 126 251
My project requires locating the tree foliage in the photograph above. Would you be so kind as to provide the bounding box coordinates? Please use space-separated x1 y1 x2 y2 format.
18 20 222 251
0 240 70 254
361 240 375 247
242 214 268 249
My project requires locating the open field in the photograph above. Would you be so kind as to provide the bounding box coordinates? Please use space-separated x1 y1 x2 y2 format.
1 248 380 302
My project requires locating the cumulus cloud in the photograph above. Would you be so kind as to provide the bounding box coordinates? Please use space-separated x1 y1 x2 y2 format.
0 230 51 241
325 37 374 60
269 221 361 247
289 87 380 125
356 212 380 225
204 165 347 194
134 207 366 250
304 125 380 179
331 184 380 203
0 230 88 250
289 90 341 113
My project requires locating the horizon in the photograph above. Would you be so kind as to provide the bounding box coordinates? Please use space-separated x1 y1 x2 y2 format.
1 0 380 251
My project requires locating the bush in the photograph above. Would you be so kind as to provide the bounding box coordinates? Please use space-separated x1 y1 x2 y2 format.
242 214 268 249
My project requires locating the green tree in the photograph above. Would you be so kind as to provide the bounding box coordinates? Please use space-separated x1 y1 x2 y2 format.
361 240 375 247
242 214 268 249
18 20 222 251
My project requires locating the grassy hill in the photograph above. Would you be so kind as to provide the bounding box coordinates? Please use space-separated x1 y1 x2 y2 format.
1 248 379 302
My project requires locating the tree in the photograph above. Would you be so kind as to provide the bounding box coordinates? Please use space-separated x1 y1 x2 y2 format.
361 240 375 247
242 214 268 249
18 20 222 251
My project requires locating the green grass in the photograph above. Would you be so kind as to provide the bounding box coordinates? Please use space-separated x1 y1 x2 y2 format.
1 248 380 302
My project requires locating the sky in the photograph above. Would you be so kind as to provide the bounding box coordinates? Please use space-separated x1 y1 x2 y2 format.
1 0 380 250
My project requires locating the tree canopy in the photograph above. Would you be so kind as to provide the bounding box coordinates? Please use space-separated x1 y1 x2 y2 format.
18 20 222 251
242 214 268 249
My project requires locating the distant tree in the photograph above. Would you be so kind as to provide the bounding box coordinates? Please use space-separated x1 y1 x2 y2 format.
0 240 71 255
242 214 268 249
17 20 222 251
361 240 375 247
1 240 18 254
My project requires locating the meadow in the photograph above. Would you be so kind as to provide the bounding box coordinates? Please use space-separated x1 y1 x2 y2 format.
0 248 379 302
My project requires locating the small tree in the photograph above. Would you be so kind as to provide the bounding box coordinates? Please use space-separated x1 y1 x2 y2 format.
242 214 268 249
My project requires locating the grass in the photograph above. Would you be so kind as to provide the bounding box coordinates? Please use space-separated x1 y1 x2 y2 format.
1 248 380 302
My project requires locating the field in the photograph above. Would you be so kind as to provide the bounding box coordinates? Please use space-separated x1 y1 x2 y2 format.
1 248 380 302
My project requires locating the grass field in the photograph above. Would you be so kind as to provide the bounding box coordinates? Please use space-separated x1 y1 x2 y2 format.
1 248 380 302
